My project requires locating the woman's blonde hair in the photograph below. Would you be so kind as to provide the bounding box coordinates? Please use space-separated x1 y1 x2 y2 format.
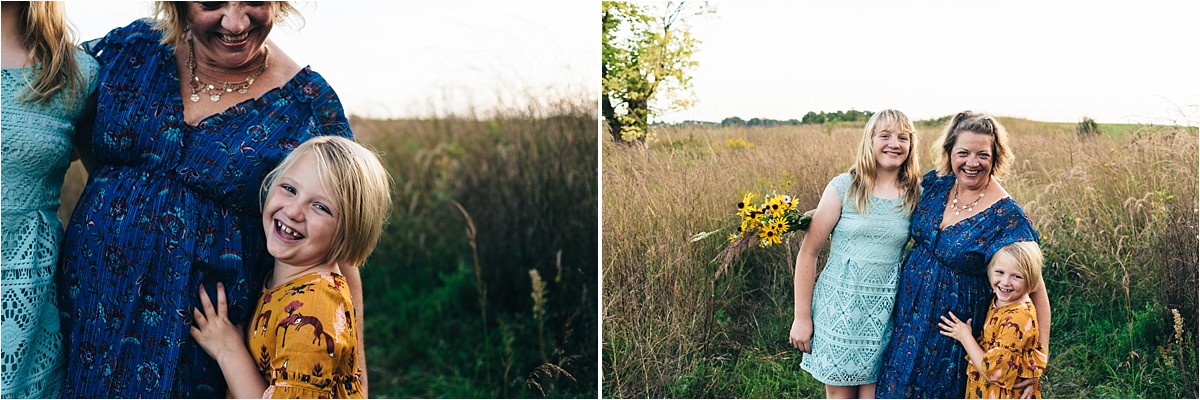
13 1 86 106
152 1 304 47
932 111 1013 178
261 136 393 268
989 241 1044 295
847 109 922 214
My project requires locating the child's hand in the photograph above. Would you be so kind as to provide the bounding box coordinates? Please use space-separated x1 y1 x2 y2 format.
937 311 973 343
189 283 245 364
789 317 813 353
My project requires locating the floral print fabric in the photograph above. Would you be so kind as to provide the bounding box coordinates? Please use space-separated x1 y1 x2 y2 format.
965 300 1047 399
250 272 362 398
875 170 1039 398
56 20 352 398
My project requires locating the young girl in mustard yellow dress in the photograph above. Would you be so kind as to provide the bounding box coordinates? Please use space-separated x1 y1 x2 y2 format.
938 241 1049 398
190 136 392 398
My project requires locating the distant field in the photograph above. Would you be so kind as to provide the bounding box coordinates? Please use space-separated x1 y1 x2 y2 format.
602 119 1198 398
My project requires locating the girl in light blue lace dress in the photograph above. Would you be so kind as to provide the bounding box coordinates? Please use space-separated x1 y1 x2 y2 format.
789 109 921 398
0 2 98 398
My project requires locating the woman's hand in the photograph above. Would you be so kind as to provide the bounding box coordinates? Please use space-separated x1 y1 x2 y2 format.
937 311 973 344
789 317 813 353
189 283 245 363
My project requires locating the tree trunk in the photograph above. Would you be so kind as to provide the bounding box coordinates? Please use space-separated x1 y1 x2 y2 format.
629 98 649 145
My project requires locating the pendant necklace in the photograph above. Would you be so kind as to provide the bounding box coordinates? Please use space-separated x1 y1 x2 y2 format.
186 37 270 103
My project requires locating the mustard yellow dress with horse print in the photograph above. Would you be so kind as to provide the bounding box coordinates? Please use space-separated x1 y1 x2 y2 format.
248 272 362 398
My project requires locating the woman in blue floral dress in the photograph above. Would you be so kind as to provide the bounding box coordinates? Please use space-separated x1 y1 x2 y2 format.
875 112 1051 398
57 3 364 397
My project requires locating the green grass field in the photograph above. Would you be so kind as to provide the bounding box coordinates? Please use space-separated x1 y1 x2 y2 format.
602 118 1198 398
57 102 598 398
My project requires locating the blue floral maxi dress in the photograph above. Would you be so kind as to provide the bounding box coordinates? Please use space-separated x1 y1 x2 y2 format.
1 50 98 399
875 171 1039 398
56 20 352 398
800 173 912 385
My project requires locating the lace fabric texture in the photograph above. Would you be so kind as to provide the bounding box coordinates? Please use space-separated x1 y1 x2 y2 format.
800 173 912 385
1 52 98 399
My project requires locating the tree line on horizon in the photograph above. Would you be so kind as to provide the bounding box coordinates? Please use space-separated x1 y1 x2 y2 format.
660 109 876 127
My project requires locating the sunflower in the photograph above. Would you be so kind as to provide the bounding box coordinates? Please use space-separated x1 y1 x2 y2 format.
757 223 782 247
737 192 757 217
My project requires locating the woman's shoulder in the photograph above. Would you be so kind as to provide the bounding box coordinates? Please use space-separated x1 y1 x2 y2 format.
920 170 949 189
73 48 99 83
84 19 164 62
281 67 352 138
830 172 852 187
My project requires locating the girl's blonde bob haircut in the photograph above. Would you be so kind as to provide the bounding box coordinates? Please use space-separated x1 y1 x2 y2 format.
260 136 393 268
847 109 921 214
989 241 1044 295
152 1 304 47
932 111 1014 178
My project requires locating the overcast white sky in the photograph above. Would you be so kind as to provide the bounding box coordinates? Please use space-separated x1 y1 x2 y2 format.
654 0 1199 125
65 1 599 119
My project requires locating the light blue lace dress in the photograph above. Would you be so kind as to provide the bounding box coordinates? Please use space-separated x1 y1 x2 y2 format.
800 173 912 385
1 50 98 398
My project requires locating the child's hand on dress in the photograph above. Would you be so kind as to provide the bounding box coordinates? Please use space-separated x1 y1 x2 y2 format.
189 283 245 363
937 311 973 344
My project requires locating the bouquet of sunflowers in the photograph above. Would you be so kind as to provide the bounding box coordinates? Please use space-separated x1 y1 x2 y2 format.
694 192 812 278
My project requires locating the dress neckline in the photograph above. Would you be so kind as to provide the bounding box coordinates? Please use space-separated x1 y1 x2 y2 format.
264 270 345 291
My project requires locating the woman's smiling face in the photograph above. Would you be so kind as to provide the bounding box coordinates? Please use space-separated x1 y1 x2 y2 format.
951 130 994 190
186 1 273 70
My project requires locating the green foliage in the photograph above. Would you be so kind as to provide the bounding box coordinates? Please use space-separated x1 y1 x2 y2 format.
708 110 872 128
602 1 712 144
353 105 597 398
1078 116 1102 137
800 109 873 124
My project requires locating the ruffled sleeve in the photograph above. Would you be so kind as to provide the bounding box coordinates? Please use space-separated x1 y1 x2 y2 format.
983 201 1041 265
81 19 160 66
292 69 354 140
262 275 362 398
976 304 1047 389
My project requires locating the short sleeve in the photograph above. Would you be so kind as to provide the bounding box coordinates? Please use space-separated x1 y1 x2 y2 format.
81 19 158 66
830 173 852 203
975 307 1046 388
984 202 1041 264
75 49 100 98
295 70 354 140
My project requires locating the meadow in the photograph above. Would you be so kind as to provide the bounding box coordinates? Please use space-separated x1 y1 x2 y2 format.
602 119 1198 398
59 100 598 398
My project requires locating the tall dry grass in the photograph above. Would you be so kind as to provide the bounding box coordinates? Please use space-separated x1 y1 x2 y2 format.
602 119 1198 398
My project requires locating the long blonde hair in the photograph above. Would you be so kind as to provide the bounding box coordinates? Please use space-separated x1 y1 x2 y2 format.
14 1 86 106
932 111 1014 179
847 109 922 214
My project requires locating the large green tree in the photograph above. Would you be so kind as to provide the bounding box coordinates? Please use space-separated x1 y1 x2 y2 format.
602 1 710 144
